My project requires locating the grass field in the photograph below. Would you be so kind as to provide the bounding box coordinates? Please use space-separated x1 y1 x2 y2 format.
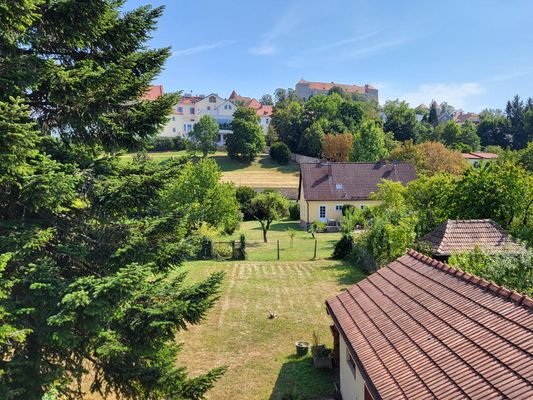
83 220 361 399
119 151 300 189
219 220 343 261
175 258 366 400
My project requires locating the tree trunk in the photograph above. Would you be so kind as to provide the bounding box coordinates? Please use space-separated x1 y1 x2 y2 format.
263 227 268 243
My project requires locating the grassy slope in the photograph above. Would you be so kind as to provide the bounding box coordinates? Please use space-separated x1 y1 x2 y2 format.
119 151 300 189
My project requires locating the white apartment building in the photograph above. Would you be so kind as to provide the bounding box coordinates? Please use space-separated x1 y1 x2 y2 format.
143 86 271 146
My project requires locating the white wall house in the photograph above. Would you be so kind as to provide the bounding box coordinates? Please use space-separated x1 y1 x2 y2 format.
195 94 236 146
144 86 271 146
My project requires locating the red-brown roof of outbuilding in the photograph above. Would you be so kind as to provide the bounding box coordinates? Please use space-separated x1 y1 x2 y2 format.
326 250 533 400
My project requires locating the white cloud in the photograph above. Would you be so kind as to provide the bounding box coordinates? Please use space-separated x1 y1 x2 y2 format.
172 40 235 57
347 37 409 58
312 32 379 53
249 43 278 56
400 83 484 109
249 4 300 56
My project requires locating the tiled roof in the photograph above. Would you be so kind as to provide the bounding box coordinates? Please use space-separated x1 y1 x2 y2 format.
141 85 163 101
256 105 273 117
179 96 203 105
421 219 523 256
326 250 533 400
306 81 366 94
299 162 416 201
461 152 499 160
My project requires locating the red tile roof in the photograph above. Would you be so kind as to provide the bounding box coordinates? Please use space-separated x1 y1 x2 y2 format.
422 219 524 256
299 162 416 201
297 79 376 94
141 85 163 101
256 105 273 117
326 250 533 400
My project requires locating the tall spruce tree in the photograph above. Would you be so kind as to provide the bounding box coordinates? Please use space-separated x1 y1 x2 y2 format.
0 1 226 399
506 95 527 150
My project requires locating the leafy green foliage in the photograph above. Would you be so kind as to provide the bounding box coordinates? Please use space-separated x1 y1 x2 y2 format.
190 115 219 157
269 142 292 164
226 107 265 161
448 248 533 297
350 121 389 162
288 202 300 221
0 2 229 398
235 186 258 221
161 159 241 233
383 100 417 141
250 191 289 242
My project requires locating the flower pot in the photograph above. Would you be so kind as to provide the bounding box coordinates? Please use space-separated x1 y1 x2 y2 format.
295 341 310 357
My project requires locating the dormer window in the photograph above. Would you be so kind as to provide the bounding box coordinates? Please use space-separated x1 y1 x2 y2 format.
336 183 343 190
209 96 216 103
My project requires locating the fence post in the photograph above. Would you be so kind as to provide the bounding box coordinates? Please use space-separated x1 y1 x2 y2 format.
231 240 236 259
277 240 280 260
313 239 317 260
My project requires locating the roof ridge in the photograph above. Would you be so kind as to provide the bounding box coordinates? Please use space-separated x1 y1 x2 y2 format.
406 249 533 309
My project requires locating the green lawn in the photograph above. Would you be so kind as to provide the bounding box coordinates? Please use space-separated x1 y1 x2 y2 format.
175 258 366 400
120 151 300 189
219 220 343 261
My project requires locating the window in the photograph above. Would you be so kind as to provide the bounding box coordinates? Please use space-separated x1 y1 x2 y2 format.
335 183 343 190
209 95 216 103
347 352 356 375
335 205 343 212
360 205 365 209
190 107 195 114
228 105 232 110
172 116 175 121
207 106 211 111
187 124 192 132
177 107 183 113
172 127 176 133
319 205 326 219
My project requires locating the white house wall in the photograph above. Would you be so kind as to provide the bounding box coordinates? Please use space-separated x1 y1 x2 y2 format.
340 335 366 400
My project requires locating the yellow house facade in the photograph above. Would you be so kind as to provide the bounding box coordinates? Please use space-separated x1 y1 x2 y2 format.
298 162 417 228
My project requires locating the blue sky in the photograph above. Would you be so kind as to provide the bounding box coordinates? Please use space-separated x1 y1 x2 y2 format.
125 0 533 112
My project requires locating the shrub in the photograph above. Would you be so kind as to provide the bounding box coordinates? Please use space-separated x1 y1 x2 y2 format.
148 136 187 152
236 186 257 221
288 202 300 220
269 142 292 164
333 234 354 259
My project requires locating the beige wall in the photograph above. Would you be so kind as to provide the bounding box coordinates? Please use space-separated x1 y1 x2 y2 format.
299 198 380 225
340 335 366 400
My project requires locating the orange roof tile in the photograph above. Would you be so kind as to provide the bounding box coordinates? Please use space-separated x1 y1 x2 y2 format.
326 250 533 400
141 85 163 101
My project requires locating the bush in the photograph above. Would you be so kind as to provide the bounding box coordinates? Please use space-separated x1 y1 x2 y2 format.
288 202 300 220
269 142 292 164
333 234 354 259
149 136 187 152
236 186 257 221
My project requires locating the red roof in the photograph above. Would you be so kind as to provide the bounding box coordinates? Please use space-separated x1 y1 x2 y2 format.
256 105 273 117
298 80 374 94
327 250 533 400
421 219 524 256
299 162 416 201
141 85 163 101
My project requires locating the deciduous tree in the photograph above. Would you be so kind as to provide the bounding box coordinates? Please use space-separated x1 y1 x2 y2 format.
322 133 353 162
250 191 288 242
226 107 265 161
351 121 388 162
189 115 219 157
